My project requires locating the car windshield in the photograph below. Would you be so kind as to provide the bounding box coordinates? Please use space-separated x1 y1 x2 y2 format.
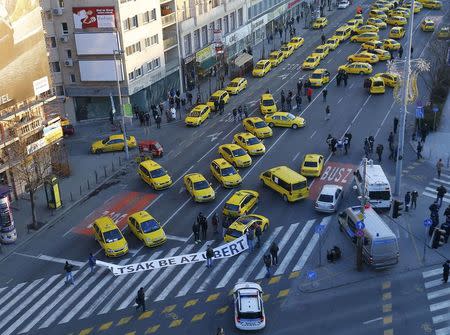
149 168 166 178
255 63 265 69
194 180 210 190
269 54 278 59
262 99 274 106
246 137 260 145
286 113 295 120
311 73 323 79
369 190 391 200
318 194 334 202
229 82 239 87
224 203 240 212
221 166 237 176
281 46 289 51
226 228 242 237
304 161 318 167
102 138 111 144
306 57 316 62
141 219 160 233
292 180 307 191
103 229 122 243
189 111 201 117
209 96 219 102
254 121 267 128
336 31 344 36
232 148 247 157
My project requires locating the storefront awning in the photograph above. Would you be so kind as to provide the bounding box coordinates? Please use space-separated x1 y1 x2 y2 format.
234 52 253 67
197 57 217 71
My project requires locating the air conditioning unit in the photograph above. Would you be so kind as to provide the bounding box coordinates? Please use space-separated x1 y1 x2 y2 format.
64 59 73 67
60 35 68 43
52 8 63 15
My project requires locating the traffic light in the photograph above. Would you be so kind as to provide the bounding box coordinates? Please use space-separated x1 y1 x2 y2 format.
432 229 446 249
392 200 403 219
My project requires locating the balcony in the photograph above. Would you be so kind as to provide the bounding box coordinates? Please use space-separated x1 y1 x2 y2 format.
160 0 173 4
161 12 176 27
163 37 178 50
13 117 43 138
0 131 19 150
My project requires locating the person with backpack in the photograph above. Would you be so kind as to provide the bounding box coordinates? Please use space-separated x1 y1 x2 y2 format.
64 261 74 285
135 287 146 312
206 245 215 268
246 226 255 252
255 224 262 248
264 254 272 278
270 242 279 265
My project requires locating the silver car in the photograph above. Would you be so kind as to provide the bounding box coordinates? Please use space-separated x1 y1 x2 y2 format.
315 184 343 213
233 282 266 330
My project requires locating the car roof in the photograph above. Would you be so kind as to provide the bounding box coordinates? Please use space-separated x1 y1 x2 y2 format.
304 154 322 161
265 166 307 182
192 104 208 111
140 160 162 171
220 143 242 151
129 210 154 222
271 111 292 117
94 216 117 231
312 68 327 74
320 184 343 195
185 173 206 182
245 117 264 122
231 77 244 83
235 132 256 139
234 281 263 292
109 134 125 140
212 158 231 167
261 93 274 99
257 59 269 64
212 90 227 96
347 206 396 239
228 190 257 202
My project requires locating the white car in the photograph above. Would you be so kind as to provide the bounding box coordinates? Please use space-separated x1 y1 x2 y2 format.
315 184 344 213
338 0 350 9
233 282 266 330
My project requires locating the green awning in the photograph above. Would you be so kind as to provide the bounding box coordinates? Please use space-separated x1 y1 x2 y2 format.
197 57 217 71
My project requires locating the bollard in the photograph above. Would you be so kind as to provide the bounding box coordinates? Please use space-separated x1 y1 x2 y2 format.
80 185 82 196
95 171 98 184
87 178 90 190
104 166 107 178
70 191 73 202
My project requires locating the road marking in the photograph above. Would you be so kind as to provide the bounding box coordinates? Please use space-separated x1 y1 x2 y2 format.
383 304 392 313
117 316 133 326
138 310 154 320
292 152 300 162
382 292 392 301
79 328 93 335
169 319 182 328
310 130 317 139
162 305 177 313
363 317 383 325
206 131 223 142
216 306 229 314
145 325 160 333
166 234 189 242
269 276 281 284
196 257 231 293
99 322 113 331
172 165 194 185
337 97 344 104
428 287 450 300
221 123 242 140
337 49 342 54
162 198 192 227
423 268 442 278
277 289 289 298
433 313 450 324
184 299 198 308
375 101 396 138
197 143 219 162
12 253 85 267
206 293 220 302
144 193 164 210
191 313 205 322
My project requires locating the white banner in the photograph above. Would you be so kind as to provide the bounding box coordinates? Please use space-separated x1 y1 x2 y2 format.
97 235 248 276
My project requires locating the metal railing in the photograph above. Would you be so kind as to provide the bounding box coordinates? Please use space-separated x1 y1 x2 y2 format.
161 12 176 27
163 36 178 50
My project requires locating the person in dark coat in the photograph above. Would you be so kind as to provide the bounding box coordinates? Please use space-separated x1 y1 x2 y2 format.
398 45 403 58
297 79 303 96
443 261 450 283
270 242 279 265
388 131 394 150
393 117 399 134
342 72 348 86
155 115 161 129
199 214 208 241
135 287 146 312
88 253 96 273
376 144 384 162
344 132 352 147
322 88 328 102
264 254 272 278
206 245 214 268
280 90 286 110
437 185 448 207
64 261 74 285
247 226 255 252
192 221 200 244
404 191 411 212
211 213 219 234
411 190 418 209
416 142 423 160
255 224 262 248
296 94 302 111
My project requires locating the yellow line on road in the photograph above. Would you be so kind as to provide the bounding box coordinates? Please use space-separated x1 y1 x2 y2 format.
383 304 392 313
191 313 206 322
138 310 154 320
124 332 136 335
169 319 183 328
216 306 229 314
384 329 394 335
277 289 289 298
206 293 220 302
289 271 300 279
269 276 281 284
117 316 133 326
184 299 198 308
145 325 160 334
98 321 113 331
78 328 93 335
382 281 391 290
382 292 392 301
162 305 176 313
383 315 393 325
262 294 271 302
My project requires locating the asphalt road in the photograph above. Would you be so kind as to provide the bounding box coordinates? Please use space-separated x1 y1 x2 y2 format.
0 1 449 335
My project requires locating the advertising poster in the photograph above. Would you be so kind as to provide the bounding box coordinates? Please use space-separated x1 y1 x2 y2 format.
72 7 116 29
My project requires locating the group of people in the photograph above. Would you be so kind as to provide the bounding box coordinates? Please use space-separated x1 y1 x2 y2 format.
326 132 352 155
232 105 249 121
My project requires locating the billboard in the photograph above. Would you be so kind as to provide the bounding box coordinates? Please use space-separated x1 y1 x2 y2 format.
0 0 51 106
72 7 116 29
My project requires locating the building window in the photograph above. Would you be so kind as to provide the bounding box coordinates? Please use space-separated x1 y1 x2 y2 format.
201 25 208 47
66 50 72 58
131 15 138 28
216 19 222 31
123 19 130 31
151 8 157 20
209 22 215 42
193 29 200 50
150 34 159 45
135 67 142 77
125 42 142 55
230 12 235 31
143 11 150 23
184 33 192 55
153 58 160 68
51 62 61 73
238 8 243 27
70 74 76 82
128 72 134 80
247 7 251 20
47 36 57 48
223 16 229 34
147 62 152 72
61 22 68 35
55 86 64 96
144 37 150 47
58 0 64 8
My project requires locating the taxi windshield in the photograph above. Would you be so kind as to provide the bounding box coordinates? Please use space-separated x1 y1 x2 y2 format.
209 96 219 101
189 111 201 117
149 168 166 178
281 46 289 50
141 219 160 233
262 99 274 106
315 47 324 53
254 121 267 128
292 180 307 191
311 73 323 79
269 54 278 59
229 82 239 87
221 166 237 176
246 137 260 145
102 138 111 144
193 180 210 190
306 57 316 62
255 63 265 69
335 31 344 36
103 229 122 243
224 203 240 211
286 114 295 120
226 228 243 237
304 161 318 167
232 148 247 157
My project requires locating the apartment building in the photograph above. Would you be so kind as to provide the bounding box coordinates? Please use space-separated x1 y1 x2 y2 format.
42 0 182 122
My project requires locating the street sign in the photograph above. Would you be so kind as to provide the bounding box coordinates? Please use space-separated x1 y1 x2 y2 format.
307 270 317 280
424 218 433 227
315 224 325 234
432 106 439 113
415 106 424 119
357 212 365 221
123 103 133 118
356 221 365 230
356 229 364 237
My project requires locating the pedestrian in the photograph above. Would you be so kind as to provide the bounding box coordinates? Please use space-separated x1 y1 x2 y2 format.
411 190 418 209
88 253 96 273
326 134 333 151
139 111 145 126
64 261 74 285
321 34 326 44
398 45 403 58
243 105 249 118
388 131 394 150
219 100 225 115
296 15 300 24
437 185 448 207
216 327 225 335
199 214 207 240
344 136 349 155
144 112 151 127
331 138 337 155
238 105 243 120
264 254 272 278
307 87 313 103
186 91 193 106
443 261 450 283
280 90 286 110
232 108 238 122
206 245 214 268
135 287 146 312
304 80 310 95
270 242 279 265
296 94 302 111
343 72 348 87
405 191 411 212
255 223 262 248
411 45 414 57
336 73 342 86
376 144 383 162
246 225 255 252
214 100 219 114
417 142 423 160
345 132 352 147
212 212 219 234
437 159 444 179
325 105 330 120
155 114 161 128
192 220 201 244
286 94 292 112
322 88 328 102
297 79 303 96
336 139 344 155
421 123 428 143
393 117 399 134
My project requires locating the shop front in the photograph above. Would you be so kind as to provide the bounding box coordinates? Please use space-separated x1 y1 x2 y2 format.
196 44 217 78
183 54 196 91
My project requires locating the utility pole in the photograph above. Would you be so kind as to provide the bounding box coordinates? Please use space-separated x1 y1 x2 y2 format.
356 158 368 271
113 48 129 161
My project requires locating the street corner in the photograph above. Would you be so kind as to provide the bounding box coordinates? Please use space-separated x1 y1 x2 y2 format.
73 192 159 236
309 161 356 200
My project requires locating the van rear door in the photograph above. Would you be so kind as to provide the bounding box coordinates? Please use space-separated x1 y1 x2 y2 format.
370 238 399 268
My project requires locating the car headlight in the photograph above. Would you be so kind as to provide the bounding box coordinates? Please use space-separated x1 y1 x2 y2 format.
107 248 114 252
146 237 152 243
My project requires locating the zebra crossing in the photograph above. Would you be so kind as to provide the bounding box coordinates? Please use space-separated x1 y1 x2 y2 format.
0 216 331 335
422 169 450 205
423 267 450 335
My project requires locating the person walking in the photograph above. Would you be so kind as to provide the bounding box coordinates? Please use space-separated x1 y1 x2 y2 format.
411 190 418 209
393 117 399 134
388 131 394 150
376 144 384 163
219 100 225 115
200 214 208 241
345 132 352 147
321 34 326 44
325 105 331 120
322 88 328 102
297 79 303 96
437 159 444 179
410 45 414 57
437 185 448 207
417 142 423 160
270 242 279 265
343 72 348 87
192 220 201 244
222 216 231 238
88 253 96 273
398 45 403 58
264 254 272 278
443 261 450 283
206 245 214 268
211 213 219 234
307 87 313 103
344 136 349 155
255 224 262 248
135 287 146 312
336 73 342 86
280 90 286 111
246 225 255 252
232 108 238 122
404 191 411 212
296 94 302 111
155 114 161 129
304 80 310 95
64 261 74 285
216 327 225 335
238 105 243 120
243 105 249 118
286 93 292 112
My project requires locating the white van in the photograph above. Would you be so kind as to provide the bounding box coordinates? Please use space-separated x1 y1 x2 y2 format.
338 205 399 268
354 160 392 209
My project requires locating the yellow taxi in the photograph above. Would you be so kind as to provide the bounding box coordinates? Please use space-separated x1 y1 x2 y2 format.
346 19 362 31
375 1 395 9
421 19 435 32
371 2 389 11
312 45 330 60
222 190 259 218
138 160 172 190
438 27 450 40
361 40 384 50
382 38 401 50
348 52 379 64
93 216 128 257
260 166 309 202
128 211 167 247
185 104 210 126
281 44 295 58
386 16 407 26
269 50 284 67
338 62 373 75
388 9 410 18
264 112 305 129
218 144 252 168
408 1 423 12
225 77 248 95
366 76 386 94
183 173 215 202
369 9 388 20
207 90 230 111
389 26 406 39
325 37 340 50
333 25 353 41
308 68 331 87
233 132 266 155
354 14 364 25
210 158 242 188
224 214 269 242
288 36 305 49
260 93 277 114
374 72 400 87
300 154 324 177
355 25 379 35
312 17 328 29
91 134 137 154
422 0 441 9
252 59 271 77
371 48 391 61
366 17 387 29
350 32 380 43
302 55 321 70
242 117 273 138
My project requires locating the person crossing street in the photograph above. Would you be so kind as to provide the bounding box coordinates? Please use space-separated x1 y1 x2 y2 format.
443 261 450 283
325 105 330 120
264 254 272 278
411 190 418 209
135 287 146 312
297 79 303 96
376 144 384 162
281 90 286 110
307 87 313 103
270 242 279 265
192 220 201 244
64 261 75 285
296 94 302 111
322 88 328 102
206 245 214 268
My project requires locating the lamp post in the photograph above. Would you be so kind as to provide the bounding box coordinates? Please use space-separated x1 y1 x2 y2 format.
113 49 129 160
353 158 369 272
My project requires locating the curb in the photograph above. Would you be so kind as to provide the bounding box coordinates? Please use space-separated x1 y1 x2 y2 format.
0 163 131 263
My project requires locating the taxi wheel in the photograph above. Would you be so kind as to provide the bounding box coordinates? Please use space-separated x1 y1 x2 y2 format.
283 194 288 202
349 58 354 62
359 71 365 75
95 149 103 154
292 124 298 129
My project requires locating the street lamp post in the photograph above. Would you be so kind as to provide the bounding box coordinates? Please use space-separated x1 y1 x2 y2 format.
113 49 129 160
354 158 368 271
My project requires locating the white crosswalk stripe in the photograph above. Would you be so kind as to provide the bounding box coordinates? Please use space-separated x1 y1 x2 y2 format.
0 216 333 334
422 265 450 335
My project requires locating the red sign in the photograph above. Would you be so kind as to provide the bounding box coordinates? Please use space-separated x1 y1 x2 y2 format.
288 0 302 9
309 161 356 199
72 7 116 29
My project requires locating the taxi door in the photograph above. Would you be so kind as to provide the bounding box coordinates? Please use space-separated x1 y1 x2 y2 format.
93 224 105 249
221 147 233 162
323 71 330 84
138 165 151 184
210 161 221 180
